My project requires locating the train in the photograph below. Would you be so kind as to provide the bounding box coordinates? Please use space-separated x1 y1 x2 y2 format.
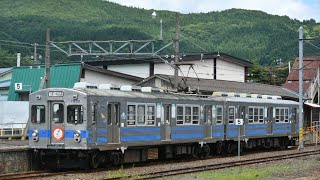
28 82 299 169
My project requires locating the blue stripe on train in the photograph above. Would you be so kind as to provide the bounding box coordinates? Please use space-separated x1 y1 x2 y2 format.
273 129 291 134
121 135 160 142
29 129 88 138
97 137 107 143
245 129 267 135
171 133 203 139
213 132 224 137
121 127 160 132
172 126 203 131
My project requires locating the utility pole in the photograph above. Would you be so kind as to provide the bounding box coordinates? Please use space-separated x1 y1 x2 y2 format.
45 29 50 89
298 26 304 150
33 43 38 63
174 12 180 90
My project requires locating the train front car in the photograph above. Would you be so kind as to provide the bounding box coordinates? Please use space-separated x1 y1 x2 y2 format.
29 88 90 169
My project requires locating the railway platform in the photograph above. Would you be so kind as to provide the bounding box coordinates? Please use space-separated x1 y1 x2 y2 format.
0 139 30 174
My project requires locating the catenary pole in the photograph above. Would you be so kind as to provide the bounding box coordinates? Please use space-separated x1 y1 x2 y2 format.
174 12 180 90
298 26 304 150
45 29 50 89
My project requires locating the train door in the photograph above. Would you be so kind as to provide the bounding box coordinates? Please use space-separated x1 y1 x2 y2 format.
204 105 212 139
107 103 120 144
162 104 171 141
238 106 245 136
291 108 297 134
50 101 65 144
267 107 273 134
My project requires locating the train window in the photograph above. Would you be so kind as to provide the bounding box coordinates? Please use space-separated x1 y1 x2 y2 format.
275 107 289 123
228 106 235 124
127 105 136 125
216 106 223 125
137 105 146 125
67 105 83 124
248 107 264 124
114 104 119 125
147 106 155 125
177 106 184 125
31 105 45 123
185 106 192 124
192 106 200 124
52 103 64 123
108 104 112 125
91 104 96 125
205 106 212 124
292 108 297 121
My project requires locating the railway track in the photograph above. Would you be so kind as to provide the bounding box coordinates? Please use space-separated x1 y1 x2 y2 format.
0 170 79 180
1 148 319 179
106 149 320 180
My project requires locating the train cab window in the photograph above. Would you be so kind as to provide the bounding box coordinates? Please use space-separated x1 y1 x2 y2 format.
67 105 83 124
275 107 289 123
216 106 223 125
52 103 64 123
177 106 184 125
137 105 146 125
248 107 264 124
114 104 120 125
147 105 155 125
31 105 45 123
228 106 235 124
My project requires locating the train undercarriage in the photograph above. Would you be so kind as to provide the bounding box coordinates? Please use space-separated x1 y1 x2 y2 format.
32 137 295 170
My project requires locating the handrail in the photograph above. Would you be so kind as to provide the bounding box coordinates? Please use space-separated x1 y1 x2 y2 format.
0 123 27 138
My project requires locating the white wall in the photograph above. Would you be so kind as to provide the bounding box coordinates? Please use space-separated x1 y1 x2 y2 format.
81 69 137 85
0 101 29 128
154 59 214 79
216 59 245 82
107 63 150 78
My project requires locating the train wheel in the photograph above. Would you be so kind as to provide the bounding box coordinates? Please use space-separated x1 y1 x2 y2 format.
192 145 200 158
226 142 234 154
202 144 210 159
111 152 121 166
216 142 223 155
90 152 100 169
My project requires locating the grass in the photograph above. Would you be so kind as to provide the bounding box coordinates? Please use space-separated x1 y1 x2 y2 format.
197 164 292 180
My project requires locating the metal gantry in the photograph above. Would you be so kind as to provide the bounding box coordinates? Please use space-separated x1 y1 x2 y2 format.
50 40 174 57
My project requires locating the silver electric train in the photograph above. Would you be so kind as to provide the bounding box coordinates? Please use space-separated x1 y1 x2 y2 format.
28 83 299 169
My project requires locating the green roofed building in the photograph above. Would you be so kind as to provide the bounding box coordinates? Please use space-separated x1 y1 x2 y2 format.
8 63 142 101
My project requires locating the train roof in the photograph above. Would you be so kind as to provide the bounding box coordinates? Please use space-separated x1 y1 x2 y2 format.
73 88 298 106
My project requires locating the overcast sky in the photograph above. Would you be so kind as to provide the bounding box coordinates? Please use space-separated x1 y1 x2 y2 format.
106 0 320 22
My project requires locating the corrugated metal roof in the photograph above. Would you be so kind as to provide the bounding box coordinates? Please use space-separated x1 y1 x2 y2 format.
0 68 12 75
0 79 10 88
283 56 320 93
8 64 81 101
136 74 299 100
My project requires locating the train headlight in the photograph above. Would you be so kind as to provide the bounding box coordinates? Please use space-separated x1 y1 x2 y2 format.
32 130 39 142
32 130 38 137
74 130 81 142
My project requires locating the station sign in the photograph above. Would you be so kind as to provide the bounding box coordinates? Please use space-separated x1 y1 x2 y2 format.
14 83 23 91
235 119 244 125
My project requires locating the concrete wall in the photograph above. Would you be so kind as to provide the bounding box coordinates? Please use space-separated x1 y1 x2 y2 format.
0 148 30 174
81 69 137 86
107 63 150 78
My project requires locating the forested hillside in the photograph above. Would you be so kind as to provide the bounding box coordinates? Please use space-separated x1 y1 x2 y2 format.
0 0 319 84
